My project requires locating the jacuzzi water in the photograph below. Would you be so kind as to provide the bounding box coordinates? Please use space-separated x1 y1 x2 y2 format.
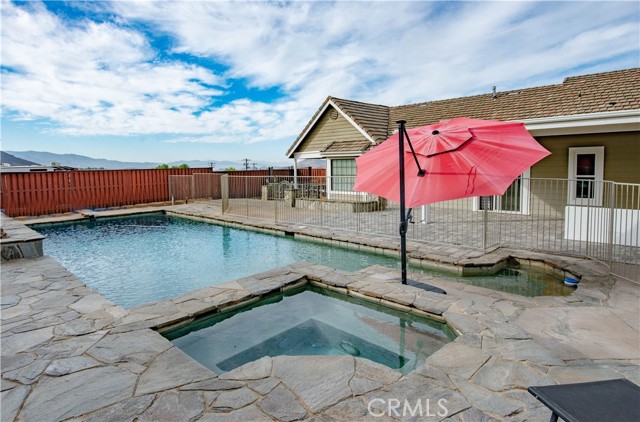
32 213 571 308
163 286 457 374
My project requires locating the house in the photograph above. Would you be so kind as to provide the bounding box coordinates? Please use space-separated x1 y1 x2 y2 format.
286 68 640 216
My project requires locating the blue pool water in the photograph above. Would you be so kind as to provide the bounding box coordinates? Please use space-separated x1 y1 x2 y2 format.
164 286 456 374
32 213 570 308
33 213 403 308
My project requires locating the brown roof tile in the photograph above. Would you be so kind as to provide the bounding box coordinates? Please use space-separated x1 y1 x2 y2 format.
330 98 390 143
290 68 639 155
388 68 640 135
322 140 372 153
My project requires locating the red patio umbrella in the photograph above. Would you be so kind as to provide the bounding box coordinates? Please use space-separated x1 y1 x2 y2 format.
354 117 551 285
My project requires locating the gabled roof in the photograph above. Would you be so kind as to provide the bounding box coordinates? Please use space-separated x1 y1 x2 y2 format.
288 68 640 157
286 96 389 157
331 98 390 143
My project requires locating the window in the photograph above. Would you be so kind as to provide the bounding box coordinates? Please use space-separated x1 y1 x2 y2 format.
568 147 604 205
474 169 531 214
330 159 356 191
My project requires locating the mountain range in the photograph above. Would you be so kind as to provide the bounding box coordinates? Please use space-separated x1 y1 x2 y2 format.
1 151 40 166
4 151 324 170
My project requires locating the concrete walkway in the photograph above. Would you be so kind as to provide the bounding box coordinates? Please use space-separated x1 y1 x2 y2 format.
2 203 639 421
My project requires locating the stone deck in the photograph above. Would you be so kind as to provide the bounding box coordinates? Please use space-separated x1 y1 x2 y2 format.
2 203 639 421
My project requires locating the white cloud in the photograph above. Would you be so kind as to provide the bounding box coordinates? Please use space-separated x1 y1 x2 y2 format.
1 0 638 149
1 1 224 136
109 0 639 105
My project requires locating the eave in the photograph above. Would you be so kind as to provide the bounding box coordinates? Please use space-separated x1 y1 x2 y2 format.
522 110 640 137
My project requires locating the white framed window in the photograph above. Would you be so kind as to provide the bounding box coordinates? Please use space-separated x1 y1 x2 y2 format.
568 146 604 206
328 158 356 191
473 169 531 214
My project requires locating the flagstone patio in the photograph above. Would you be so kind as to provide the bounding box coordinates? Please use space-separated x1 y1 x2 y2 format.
2 204 639 421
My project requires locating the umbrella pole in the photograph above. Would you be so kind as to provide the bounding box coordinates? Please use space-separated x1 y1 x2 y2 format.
397 120 408 285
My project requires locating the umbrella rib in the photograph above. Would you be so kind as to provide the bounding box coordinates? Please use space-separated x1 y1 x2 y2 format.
402 125 426 177
425 137 472 158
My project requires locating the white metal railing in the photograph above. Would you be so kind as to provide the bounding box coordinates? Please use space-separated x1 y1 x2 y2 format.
188 175 639 282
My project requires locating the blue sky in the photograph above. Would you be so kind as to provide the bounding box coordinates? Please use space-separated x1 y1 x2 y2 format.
1 1 639 165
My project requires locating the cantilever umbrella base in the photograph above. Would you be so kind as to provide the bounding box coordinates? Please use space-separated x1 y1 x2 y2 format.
404 278 446 294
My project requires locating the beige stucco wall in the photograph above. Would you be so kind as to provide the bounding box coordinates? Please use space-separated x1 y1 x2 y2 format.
532 132 640 183
296 106 367 154
437 131 639 216
530 132 639 215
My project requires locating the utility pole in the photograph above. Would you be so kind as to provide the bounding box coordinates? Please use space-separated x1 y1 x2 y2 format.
242 158 250 170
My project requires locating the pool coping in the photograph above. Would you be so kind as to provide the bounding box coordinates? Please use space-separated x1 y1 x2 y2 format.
2 204 638 421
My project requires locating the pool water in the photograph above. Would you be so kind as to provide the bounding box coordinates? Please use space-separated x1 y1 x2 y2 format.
164 286 456 374
453 267 572 297
33 213 402 308
32 213 571 308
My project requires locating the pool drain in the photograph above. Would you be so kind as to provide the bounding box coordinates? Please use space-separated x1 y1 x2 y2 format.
340 341 360 356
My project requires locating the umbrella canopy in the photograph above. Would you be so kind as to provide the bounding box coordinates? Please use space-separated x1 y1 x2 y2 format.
353 117 551 286
354 117 551 208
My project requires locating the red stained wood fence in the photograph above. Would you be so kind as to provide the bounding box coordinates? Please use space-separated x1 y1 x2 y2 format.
224 168 325 199
0 168 213 217
1 167 326 217
169 168 327 201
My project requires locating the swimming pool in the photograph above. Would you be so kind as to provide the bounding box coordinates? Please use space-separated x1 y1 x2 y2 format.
32 213 571 308
164 285 456 374
33 213 404 308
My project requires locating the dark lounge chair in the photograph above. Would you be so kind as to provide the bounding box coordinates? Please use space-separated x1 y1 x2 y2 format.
528 378 640 422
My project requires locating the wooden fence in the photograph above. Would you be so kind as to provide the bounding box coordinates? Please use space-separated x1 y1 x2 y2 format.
0 167 326 217
168 168 326 201
0 168 213 217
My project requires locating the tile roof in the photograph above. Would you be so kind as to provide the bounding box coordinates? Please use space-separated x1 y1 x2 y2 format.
289 68 639 155
286 96 388 157
388 68 640 134
321 140 372 153
331 98 390 143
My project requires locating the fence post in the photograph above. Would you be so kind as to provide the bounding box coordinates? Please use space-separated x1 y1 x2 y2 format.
482 208 488 251
356 179 361 234
221 174 229 214
320 189 324 227
607 181 616 269
244 176 249 217
190 175 195 203
168 175 174 205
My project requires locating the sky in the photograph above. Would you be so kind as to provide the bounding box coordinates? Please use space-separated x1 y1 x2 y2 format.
1 0 639 165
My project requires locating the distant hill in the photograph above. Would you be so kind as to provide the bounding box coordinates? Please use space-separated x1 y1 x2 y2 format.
6 151 294 170
7 151 162 170
1 151 40 166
